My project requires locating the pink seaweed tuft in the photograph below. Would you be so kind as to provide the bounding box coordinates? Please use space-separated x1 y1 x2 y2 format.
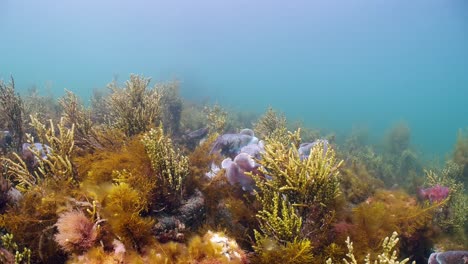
54 210 98 254
418 185 450 203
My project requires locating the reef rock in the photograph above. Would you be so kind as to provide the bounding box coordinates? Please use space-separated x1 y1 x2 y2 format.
428 251 468 264
210 129 259 157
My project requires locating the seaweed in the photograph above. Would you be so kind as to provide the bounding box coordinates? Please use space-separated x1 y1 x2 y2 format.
0 77 24 151
252 238 314 264
327 232 413 264
342 189 442 261
0 233 31 264
254 107 287 140
106 74 162 136
203 104 227 136
141 125 190 206
424 166 468 247
102 182 155 252
340 161 384 204
159 81 183 137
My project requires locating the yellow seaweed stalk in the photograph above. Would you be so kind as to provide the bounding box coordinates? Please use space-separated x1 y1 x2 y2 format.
252 129 343 262
203 103 227 136
327 232 414 264
141 125 189 198
257 129 342 212
2 116 75 191
107 74 162 136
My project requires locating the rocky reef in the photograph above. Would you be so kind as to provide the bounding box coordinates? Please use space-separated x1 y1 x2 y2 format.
0 74 466 264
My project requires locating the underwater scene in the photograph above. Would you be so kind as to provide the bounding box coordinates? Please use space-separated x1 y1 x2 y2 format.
1 1 468 263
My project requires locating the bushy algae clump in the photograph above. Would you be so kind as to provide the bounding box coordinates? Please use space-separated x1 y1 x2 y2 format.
250 129 343 263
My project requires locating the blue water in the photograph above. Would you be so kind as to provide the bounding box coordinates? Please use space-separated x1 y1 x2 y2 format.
1 0 467 158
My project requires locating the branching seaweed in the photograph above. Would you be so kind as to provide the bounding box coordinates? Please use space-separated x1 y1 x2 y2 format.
0 77 24 151
141 125 189 201
2 116 76 190
107 74 161 136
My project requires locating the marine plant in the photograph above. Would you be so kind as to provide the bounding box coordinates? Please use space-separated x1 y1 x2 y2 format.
0 181 70 263
256 129 342 216
252 237 314 264
54 210 99 254
141 125 190 205
106 74 162 136
378 123 423 188
424 165 467 237
0 175 12 213
341 189 443 261
453 129 468 185
253 107 287 140
204 103 227 136
2 115 75 190
67 230 248 264
73 136 152 185
89 87 110 125
327 232 414 264
251 129 342 262
59 90 95 151
180 100 208 132
102 181 155 252
0 76 24 151
384 122 411 156
159 81 183 136
340 161 384 204
0 233 31 264
22 85 60 127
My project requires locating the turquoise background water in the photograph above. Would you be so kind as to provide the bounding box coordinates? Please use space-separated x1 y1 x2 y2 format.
1 0 467 158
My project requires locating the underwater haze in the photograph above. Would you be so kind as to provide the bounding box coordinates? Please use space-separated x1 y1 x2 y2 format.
1 0 468 157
